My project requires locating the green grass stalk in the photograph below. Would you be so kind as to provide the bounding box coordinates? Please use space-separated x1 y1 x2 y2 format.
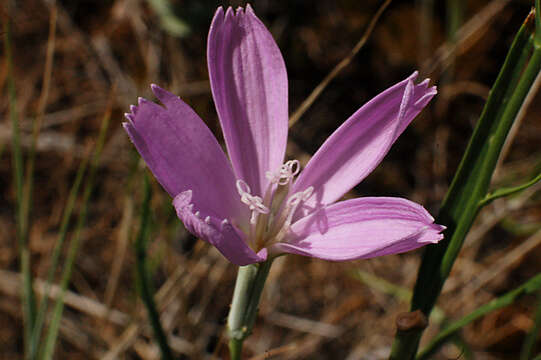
390 9 539 359
29 153 90 359
3 14 37 357
135 174 174 360
25 9 58 357
520 290 541 360
40 103 111 360
417 273 541 360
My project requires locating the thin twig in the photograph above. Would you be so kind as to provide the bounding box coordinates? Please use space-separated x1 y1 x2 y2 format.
288 0 392 127
103 184 135 307
496 63 541 175
422 0 510 77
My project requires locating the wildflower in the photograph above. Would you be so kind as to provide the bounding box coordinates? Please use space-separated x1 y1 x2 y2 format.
124 5 444 266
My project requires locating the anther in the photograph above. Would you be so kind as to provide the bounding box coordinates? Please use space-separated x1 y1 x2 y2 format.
205 216 211 224
236 180 270 225
195 211 200 218
266 160 300 185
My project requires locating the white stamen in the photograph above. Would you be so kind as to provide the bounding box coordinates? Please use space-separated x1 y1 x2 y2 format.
266 160 300 185
275 186 314 240
205 216 211 224
236 179 270 225
195 211 200 218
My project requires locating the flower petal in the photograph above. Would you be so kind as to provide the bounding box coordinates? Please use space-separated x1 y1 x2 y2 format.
124 85 244 220
208 5 288 196
174 190 267 266
270 197 444 261
291 72 437 215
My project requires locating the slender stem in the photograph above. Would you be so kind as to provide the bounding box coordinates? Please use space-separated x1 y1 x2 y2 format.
480 169 541 207
390 10 538 359
26 8 58 358
228 260 273 359
414 8 537 317
40 104 110 360
417 273 541 360
3 14 36 357
417 0 434 66
288 0 391 127
520 289 541 360
21 6 57 257
29 153 89 359
445 0 462 78
135 175 174 360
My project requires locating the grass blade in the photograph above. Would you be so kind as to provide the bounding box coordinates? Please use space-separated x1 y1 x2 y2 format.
29 152 90 358
3 12 37 356
24 8 59 357
520 290 541 360
390 9 539 359
417 273 541 360
39 99 111 360
135 174 174 360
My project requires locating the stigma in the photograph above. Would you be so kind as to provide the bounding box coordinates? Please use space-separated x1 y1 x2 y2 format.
235 160 314 249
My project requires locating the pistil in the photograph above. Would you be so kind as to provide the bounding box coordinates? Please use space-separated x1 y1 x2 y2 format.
236 160 314 251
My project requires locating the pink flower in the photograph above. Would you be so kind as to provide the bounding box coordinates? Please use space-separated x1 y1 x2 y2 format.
124 5 444 266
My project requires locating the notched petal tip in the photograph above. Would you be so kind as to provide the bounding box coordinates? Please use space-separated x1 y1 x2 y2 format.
418 78 430 88
409 70 419 81
134 95 166 114
151 84 180 108
210 6 225 27
173 189 193 208
414 86 438 107
124 113 134 123
416 220 446 244
173 191 265 266
137 97 151 106
224 6 235 19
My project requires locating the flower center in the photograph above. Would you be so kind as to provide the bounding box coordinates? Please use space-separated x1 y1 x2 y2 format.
235 160 313 250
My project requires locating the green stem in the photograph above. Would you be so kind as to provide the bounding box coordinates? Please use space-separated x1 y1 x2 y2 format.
228 260 273 359
445 0 462 78
415 8 537 317
480 171 541 207
390 10 539 360
29 154 89 359
417 273 541 360
3 14 36 358
40 109 110 360
135 174 174 360
520 290 541 360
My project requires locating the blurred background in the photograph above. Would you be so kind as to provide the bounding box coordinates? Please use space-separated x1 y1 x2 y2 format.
1 0 541 358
